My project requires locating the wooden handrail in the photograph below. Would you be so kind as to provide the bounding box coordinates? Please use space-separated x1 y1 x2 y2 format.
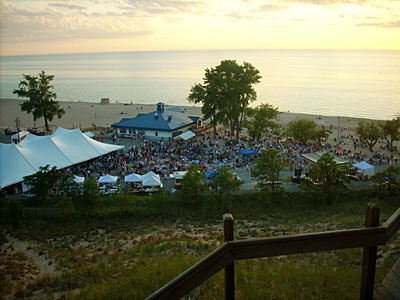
146 243 233 300
146 207 400 300
229 227 386 260
383 207 400 240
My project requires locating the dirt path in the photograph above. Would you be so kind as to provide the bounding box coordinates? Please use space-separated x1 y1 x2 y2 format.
3 231 59 276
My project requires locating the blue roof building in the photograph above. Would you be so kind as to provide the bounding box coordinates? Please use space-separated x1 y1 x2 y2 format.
111 102 202 140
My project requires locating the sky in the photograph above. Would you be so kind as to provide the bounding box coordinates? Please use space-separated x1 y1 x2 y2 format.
0 0 399 56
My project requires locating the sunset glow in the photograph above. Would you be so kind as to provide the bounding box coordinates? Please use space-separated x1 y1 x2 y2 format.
0 0 399 56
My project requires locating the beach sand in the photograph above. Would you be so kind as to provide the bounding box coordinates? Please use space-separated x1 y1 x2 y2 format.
0 98 374 132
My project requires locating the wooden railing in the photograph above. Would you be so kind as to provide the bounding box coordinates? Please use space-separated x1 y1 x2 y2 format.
146 204 400 300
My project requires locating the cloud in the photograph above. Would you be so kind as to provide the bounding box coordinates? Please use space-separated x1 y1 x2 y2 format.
254 4 289 12
122 0 206 15
281 0 367 6
48 3 88 10
357 20 400 27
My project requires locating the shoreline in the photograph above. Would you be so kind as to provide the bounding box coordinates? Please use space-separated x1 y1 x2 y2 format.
0 97 376 131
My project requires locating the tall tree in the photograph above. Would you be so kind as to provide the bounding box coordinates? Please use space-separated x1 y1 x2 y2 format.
380 117 400 151
181 164 207 206
246 104 279 140
356 121 382 152
210 167 241 210
13 71 65 131
286 119 330 144
251 149 285 192
188 60 261 139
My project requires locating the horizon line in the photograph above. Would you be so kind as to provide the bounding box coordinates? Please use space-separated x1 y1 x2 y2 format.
1 48 400 58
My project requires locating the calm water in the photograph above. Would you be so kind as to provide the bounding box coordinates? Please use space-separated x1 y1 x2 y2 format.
1 50 399 120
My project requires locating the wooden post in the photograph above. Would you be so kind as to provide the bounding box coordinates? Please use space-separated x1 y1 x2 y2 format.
360 203 380 300
223 213 234 300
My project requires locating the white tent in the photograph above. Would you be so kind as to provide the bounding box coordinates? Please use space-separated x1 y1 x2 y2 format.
73 175 85 184
84 131 95 138
174 131 195 141
125 173 142 183
98 174 119 184
142 171 162 187
0 127 124 188
352 161 375 176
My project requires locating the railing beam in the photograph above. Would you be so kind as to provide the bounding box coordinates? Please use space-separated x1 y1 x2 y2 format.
360 203 380 300
224 213 235 300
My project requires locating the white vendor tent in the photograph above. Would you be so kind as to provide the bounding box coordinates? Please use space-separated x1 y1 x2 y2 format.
125 173 142 183
142 171 162 187
0 127 124 189
73 175 85 184
352 161 375 176
98 174 119 184
301 151 349 165
175 131 195 141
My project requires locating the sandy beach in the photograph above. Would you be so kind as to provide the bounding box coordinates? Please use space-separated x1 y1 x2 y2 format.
0 98 374 133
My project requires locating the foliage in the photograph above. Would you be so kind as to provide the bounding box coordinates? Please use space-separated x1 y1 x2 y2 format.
251 149 285 192
308 153 350 204
56 195 80 218
82 176 102 208
22 165 61 204
57 174 82 201
246 103 279 140
188 60 261 139
181 165 207 206
209 167 241 210
13 71 65 131
286 119 330 144
356 121 383 152
8 200 24 228
372 165 400 195
380 117 400 151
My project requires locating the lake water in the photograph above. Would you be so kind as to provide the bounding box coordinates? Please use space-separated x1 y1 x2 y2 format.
1 49 399 120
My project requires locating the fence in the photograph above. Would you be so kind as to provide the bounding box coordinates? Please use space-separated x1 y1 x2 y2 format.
146 203 400 300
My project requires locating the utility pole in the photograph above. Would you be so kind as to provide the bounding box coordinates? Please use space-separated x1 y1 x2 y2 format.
15 117 20 143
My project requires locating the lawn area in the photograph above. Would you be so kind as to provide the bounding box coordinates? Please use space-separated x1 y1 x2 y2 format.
1 190 399 299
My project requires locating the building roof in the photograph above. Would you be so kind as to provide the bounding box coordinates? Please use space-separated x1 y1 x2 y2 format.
111 104 201 132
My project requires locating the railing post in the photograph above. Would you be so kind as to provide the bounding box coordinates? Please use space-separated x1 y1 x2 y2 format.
360 203 380 300
223 213 235 300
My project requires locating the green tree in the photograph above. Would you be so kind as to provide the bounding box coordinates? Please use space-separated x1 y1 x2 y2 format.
286 119 330 144
380 117 400 152
23 165 61 204
357 121 382 152
210 166 241 210
181 165 207 206
57 174 81 202
13 71 65 131
246 104 279 140
372 165 400 195
82 176 102 208
308 153 350 204
251 149 285 192
188 60 261 139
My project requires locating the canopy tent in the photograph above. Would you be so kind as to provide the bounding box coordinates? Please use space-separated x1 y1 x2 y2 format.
205 170 216 179
142 171 162 187
73 175 85 184
125 173 143 183
98 174 118 184
352 161 375 176
174 131 195 141
0 127 124 188
238 149 257 155
301 151 349 165
84 131 95 138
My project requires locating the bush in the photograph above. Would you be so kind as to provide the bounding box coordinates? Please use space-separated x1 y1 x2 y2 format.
8 200 24 228
56 195 80 219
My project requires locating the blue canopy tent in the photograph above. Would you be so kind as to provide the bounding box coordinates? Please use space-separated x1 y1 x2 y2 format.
205 170 217 179
238 149 257 155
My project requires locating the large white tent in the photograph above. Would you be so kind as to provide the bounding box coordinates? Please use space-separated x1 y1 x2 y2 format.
0 127 123 188
98 174 119 184
352 161 375 176
125 173 143 183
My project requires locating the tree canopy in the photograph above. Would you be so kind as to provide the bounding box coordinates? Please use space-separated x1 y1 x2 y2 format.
210 166 241 210
251 149 285 192
286 119 330 144
356 121 382 152
246 104 279 140
188 60 261 139
23 165 61 203
13 71 65 131
181 164 207 206
380 117 400 152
